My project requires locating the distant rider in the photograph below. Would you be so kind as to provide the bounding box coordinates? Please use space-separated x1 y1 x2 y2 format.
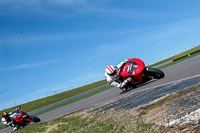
105 58 133 91
1 111 19 131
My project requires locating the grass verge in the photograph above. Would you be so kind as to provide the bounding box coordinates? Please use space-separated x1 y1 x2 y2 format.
15 115 115 133
149 45 200 69
15 111 152 133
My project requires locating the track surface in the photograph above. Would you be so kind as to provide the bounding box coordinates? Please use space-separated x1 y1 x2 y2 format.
1 55 200 133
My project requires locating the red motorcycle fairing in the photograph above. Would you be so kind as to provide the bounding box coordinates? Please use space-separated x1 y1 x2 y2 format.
120 58 146 84
13 110 32 124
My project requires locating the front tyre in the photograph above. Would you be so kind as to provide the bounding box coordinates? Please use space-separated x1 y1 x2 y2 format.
146 68 164 79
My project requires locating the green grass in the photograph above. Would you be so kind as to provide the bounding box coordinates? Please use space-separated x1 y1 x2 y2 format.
158 51 200 69
15 115 116 133
133 120 152 133
15 113 152 133
149 45 200 69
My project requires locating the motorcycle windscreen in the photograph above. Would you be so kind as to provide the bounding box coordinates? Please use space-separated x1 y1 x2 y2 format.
120 63 137 77
120 59 145 77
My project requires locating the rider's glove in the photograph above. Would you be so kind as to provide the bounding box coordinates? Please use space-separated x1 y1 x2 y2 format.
114 66 119 71
127 77 132 82
22 114 28 118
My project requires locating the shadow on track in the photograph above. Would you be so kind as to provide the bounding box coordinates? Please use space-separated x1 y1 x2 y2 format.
120 79 157 94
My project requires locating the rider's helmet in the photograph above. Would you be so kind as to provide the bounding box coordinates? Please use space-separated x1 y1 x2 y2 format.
105 65 116 76
2 112 9 119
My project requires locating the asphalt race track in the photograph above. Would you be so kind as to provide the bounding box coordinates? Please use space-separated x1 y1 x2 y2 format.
1 55 200 133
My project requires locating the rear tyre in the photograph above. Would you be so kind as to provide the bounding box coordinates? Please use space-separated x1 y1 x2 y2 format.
146 68 164 79
31 116 40 122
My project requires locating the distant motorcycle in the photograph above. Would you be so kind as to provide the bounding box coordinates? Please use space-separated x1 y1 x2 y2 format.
120 58 164 91
9 106 40 130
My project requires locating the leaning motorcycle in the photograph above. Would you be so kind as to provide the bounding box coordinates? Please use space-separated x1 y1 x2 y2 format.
9 106 40 130
120 58 164 92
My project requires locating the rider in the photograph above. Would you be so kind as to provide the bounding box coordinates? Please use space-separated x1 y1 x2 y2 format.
1 111 19 131
105 58 133 90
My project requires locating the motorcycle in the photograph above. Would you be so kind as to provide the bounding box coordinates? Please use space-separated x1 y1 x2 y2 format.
120 58 164 92
9 106 40 130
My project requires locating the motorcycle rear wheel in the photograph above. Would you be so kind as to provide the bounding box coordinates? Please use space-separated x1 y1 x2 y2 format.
146 68 164 79
30 116 40 122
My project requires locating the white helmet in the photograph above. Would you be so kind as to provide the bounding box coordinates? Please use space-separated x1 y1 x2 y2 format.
105 65 116 75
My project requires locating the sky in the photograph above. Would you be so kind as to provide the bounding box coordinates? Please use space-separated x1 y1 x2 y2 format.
1 0 200 109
